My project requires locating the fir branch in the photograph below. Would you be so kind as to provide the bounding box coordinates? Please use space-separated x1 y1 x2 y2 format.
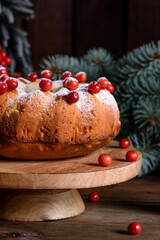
82 48 114 78
111 41 160 176
1 0 34 21
127 133 160 176
40 54 100 81
0 0 33 76
0 20 32 76
110 41 160 83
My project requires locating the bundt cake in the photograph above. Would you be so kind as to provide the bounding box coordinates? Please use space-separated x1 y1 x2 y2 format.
0 71 120 159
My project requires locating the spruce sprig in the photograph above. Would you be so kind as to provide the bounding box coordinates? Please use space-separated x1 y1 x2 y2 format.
40 48 114 81
0 0 34 76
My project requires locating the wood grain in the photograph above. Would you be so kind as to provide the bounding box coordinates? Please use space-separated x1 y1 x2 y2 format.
0 169 159 239
0 141 142 189
0 189 85 221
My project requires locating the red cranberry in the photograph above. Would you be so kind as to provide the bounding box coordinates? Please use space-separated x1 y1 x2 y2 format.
28 72 38 82
128 222 141 235
0 82 7 95
98 154 112 167
6 77 18 90
0 51 7 59
64 77 79 90
40 70 52 79
0 74 9 82
1 60 6 67
88 81 101 94
0 67 7 75
61 71 72 80
75 72 87 83
97 77 108 89
13 72 23 78
126 151 138 162
88 192 99 202
107 82 114 94
5 56 12 66
67 91 79 103
39 78 52 91
119 138 130 148
63 79 67 87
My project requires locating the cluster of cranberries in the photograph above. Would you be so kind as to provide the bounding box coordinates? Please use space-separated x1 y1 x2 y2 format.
27 70 53 91
0 45 12 67
27 70 114 104
89 77 114 94
61 71 114 104
0 67 18 95
97 138 138 168
61 71 86 104
119 138 138 162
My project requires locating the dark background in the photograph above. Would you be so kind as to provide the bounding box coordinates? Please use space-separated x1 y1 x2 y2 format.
22 0 160 69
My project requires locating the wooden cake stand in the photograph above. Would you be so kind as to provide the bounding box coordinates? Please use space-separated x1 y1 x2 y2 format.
0 141 142 222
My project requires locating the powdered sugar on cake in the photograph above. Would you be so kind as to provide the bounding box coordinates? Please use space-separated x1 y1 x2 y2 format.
95 89 117 107
76 89 95 119
15 79 118 118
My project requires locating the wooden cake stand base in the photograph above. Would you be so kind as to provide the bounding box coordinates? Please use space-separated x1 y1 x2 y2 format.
0 141 142 222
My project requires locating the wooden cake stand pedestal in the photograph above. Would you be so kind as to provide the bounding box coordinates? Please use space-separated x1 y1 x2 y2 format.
0 141 142 222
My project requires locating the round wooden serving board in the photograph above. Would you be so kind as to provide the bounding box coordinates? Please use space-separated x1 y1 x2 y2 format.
0 141 142 189
0 141 142 221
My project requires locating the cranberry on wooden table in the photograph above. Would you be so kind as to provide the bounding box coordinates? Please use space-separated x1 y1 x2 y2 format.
98 154 112 167
88 192 99 202
126 151 138 162
119 138 130 148
128 222 141 235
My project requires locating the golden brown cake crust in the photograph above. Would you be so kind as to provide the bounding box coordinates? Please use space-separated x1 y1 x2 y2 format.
0 79 121 159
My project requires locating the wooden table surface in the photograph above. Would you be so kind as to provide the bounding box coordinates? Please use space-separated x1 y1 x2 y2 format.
0 168 159 240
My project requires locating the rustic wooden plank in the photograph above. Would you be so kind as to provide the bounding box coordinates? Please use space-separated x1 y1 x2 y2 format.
0 202 159 239
127 0 160 51
25 0 73 69
0 169 159 239
80 168 160 203
75 0 127 58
